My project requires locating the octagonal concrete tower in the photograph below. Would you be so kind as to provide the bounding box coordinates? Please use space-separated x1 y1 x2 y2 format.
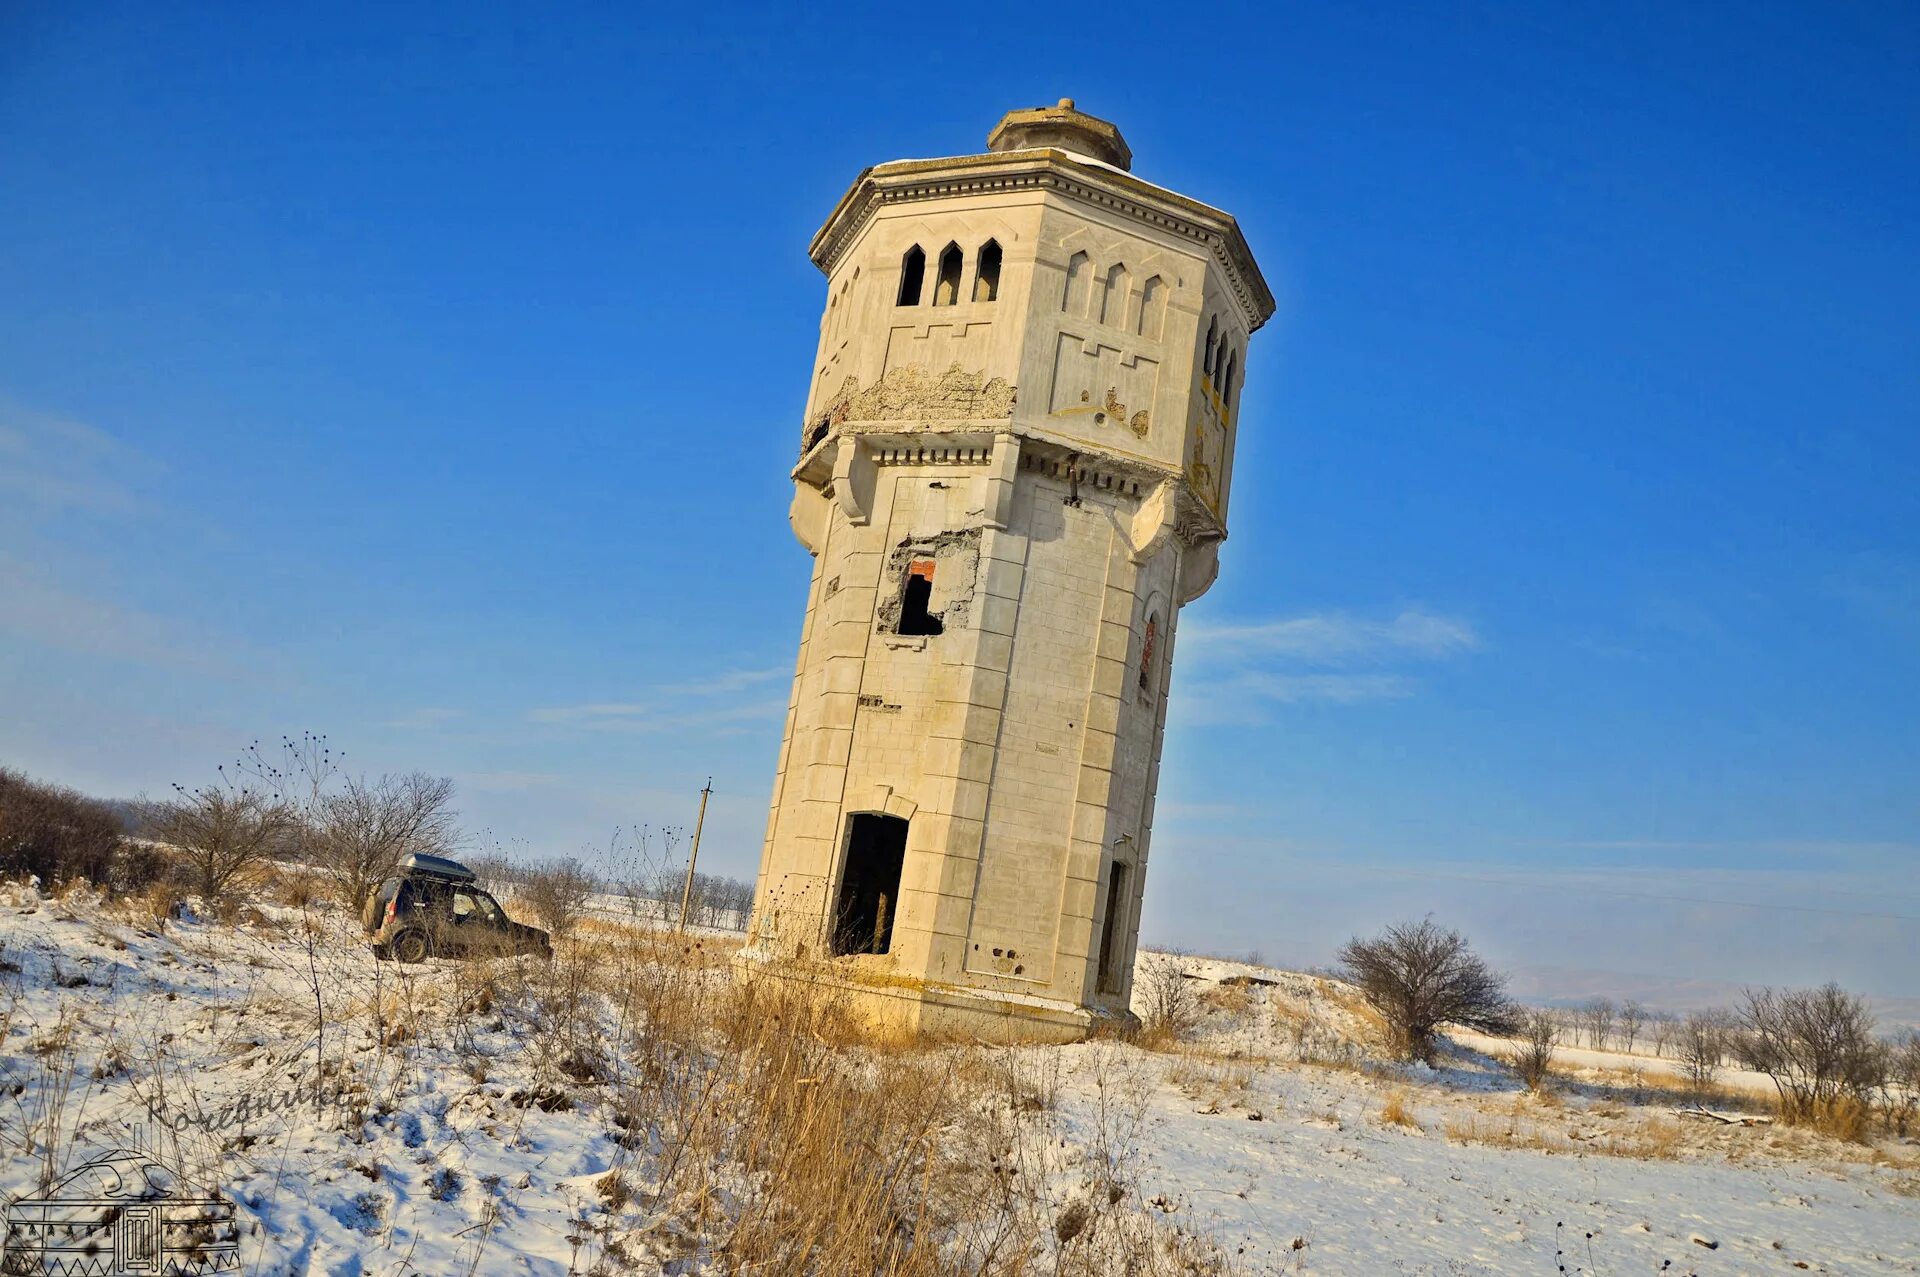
740 100 1275 1040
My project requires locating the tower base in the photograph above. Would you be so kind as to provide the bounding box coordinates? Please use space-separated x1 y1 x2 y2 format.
731 946 1135 1045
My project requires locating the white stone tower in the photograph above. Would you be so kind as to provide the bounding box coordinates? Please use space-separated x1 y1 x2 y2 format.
739 100 1274 1039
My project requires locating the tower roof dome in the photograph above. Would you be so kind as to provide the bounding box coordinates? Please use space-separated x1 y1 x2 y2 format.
987 98 1132 171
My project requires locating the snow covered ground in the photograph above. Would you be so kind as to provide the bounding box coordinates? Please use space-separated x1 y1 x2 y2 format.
0 885 1913 1275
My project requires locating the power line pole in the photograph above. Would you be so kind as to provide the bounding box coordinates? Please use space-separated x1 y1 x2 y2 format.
677 778 712 932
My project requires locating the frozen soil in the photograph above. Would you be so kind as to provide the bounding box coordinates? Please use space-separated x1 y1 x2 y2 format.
0 888 1913 1275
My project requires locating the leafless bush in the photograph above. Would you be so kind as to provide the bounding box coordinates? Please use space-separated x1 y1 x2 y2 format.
1579 996 1616 1050
0 767 133 890
1879 1030 1920 1136
314 772 457 908
1676 1011 1725 1101
520 857 599 938
1736 983 1884 1137
1512 1009 1557 1091
463 853 520 895
1338 919 1518 1063
155 779 297 901
1136 952 1199 1044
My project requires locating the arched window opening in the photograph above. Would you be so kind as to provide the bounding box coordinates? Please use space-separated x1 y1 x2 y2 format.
1099 262 1130 326
897 245 926 306
932 242 963 306
1138 612 1159 693
973 239 1002 302
1061 251 1091 315
1203 315 1218 375
832 813 908 956
897 560 943 636
1138 275 1166 340
1220 350 1237 408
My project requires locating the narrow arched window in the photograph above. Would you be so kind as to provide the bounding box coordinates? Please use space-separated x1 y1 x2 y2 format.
1099 262 1129 326
1138 275 1165 340
1220 349 1237 407
1203 315 1218 375
973 239 1001 302
1139 613 1159 693
932 242 963 306
897 246 925 306
1061 251 1091 315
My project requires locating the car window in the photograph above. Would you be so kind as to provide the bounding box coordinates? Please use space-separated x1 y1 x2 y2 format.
474 892 505 921
452 891 476 919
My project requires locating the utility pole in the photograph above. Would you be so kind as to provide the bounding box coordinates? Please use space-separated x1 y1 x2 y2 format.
677 778 712 932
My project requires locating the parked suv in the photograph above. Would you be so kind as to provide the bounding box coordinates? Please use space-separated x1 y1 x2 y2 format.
363 853 551 963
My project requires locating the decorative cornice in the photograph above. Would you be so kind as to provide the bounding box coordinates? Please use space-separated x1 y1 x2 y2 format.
808 150 1275 334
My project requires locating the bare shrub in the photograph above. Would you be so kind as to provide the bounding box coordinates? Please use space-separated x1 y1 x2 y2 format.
1338 919 1518 1063
1878 1030 1920 1136
520 857 599 938
1676 1011 1725 1102
155 780 296 902
1512 1009 1557 1091
1135 952 1200 1045
0 767 128 890
315 772 457 908
1736 983 1884 1139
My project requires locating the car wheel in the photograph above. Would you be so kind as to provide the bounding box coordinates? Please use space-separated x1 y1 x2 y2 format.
391 931 431 964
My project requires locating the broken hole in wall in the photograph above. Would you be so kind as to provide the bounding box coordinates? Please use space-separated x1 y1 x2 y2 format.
874 528 982 636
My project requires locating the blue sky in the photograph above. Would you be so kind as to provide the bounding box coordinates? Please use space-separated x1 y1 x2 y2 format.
2 2 1915 1009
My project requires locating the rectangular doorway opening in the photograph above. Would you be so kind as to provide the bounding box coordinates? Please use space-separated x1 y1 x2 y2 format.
833 813 908 955
1097 859 1130 994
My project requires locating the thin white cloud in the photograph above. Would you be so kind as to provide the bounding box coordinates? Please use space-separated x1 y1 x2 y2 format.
0 402 155 518
1176 607 1478 721
535 699 788 734
532 666 790 734
1182 608 1480 664
0 553 225 673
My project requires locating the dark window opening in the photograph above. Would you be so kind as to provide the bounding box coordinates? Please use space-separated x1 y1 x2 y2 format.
1203 315 1218 375
1097 859 1131 994
933 242 963 306
973 239 1002 302
1220 350 1237 407
897 245 926 306
1139 613 1158 693
897 560 943 636
833 813 908 956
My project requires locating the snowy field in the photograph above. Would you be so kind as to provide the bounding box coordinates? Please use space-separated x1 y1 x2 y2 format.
0 883 1913 1275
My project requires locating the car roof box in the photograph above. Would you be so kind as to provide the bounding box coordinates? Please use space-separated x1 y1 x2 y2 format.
399 852 476 883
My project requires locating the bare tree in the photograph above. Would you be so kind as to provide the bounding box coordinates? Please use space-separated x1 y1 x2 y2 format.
520 857 600 939
1512 1009 1557 1091
315 772 457 908
1338 919 1518 1063
1618 999 1647 1055
1735 984 1883 1125
157 780 297 901
1676 1011 1725 1103
1579 997 1616 1051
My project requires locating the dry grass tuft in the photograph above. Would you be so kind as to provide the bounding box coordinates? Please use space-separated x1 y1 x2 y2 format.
1378 1088 1422 1131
